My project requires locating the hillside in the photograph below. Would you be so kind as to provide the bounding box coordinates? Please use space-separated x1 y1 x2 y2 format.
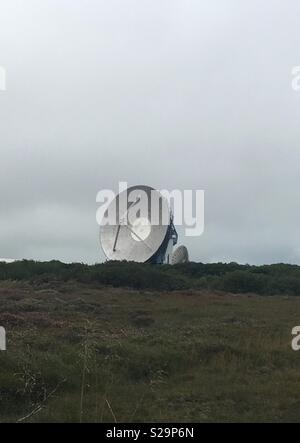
0 271 299 422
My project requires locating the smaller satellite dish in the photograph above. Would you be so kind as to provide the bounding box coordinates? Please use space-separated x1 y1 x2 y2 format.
171 246 189 264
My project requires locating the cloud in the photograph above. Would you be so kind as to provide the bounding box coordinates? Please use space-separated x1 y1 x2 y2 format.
0 0 300 264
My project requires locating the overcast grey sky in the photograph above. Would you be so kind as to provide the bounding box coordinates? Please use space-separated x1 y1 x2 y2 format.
0 0 300 264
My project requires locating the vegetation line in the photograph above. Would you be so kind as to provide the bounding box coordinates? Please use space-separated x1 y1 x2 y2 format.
1 260 299 296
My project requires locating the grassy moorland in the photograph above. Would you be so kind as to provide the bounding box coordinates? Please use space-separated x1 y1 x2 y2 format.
0 261 299 423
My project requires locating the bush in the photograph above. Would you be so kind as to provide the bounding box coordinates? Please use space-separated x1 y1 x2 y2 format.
0 260 300 295
220 271 267 294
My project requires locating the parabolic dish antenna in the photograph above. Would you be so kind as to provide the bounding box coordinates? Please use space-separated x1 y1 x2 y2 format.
171 245 189 264
100 185 178 263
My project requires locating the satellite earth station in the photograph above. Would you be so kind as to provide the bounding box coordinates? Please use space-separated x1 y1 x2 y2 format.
100 185 189 265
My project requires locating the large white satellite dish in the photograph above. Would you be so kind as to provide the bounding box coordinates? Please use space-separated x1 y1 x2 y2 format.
100 185 178 264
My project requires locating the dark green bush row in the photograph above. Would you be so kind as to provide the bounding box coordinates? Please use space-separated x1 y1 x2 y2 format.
0 260 187 291
0 260 300 295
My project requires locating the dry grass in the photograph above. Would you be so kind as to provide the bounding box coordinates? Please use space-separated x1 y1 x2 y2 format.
0 280 299 423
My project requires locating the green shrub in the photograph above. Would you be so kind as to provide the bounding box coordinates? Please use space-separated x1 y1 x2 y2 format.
0 260 299 295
